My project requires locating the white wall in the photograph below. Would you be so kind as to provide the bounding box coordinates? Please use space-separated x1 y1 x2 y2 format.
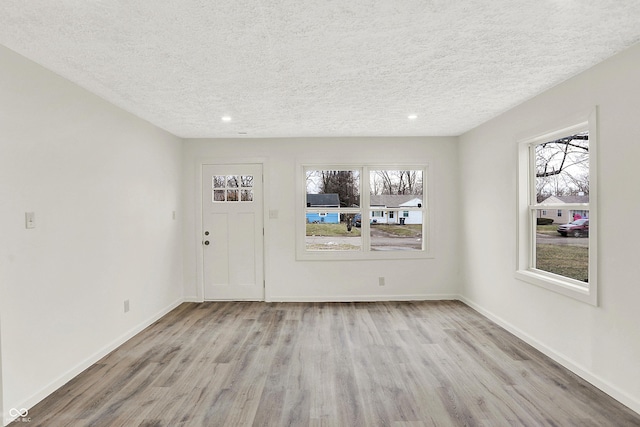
0 46 184 419
458 43 640 412
182 137 461 301
0 317 3 424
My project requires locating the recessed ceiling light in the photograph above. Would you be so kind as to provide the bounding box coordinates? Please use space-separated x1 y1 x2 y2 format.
408 114 418 120
221 116 232 122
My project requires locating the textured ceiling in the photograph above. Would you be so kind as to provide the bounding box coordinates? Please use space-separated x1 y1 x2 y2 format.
1 1 639 138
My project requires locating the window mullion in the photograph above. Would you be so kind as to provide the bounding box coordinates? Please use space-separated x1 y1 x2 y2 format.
361 166 371 252
529 144 537 206
528 207 536 270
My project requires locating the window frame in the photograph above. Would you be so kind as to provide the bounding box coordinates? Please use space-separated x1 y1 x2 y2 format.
297 163 432 260
515 109 598 305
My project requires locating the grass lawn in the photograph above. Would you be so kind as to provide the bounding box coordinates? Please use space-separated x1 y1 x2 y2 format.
536 243 588 282
536 224 559 236
306 223 422 238
306 223 360 237
373 224 422 237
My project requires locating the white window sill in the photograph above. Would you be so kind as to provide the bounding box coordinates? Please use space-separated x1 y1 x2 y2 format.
296 249 434 261
515 269 596 306
296 250 435 261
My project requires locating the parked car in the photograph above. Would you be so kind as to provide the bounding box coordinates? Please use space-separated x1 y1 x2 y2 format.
557 218 589 237
351 214 376 227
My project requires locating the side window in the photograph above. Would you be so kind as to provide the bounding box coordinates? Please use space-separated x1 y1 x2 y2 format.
534 132 590 282
516 111 597 305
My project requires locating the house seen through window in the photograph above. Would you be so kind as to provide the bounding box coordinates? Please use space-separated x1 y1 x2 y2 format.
303 167 427 257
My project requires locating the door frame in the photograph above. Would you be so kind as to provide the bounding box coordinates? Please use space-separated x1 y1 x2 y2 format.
194 157 268 302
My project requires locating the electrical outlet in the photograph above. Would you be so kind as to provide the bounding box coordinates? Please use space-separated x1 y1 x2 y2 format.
124 300 130 313
379 276 385 286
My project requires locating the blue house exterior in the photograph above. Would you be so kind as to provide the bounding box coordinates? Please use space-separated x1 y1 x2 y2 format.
306 212 340 224
306 193 341 224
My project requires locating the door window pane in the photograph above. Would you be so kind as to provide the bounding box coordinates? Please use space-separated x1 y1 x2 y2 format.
213 190 225 202
241 175 254 187
227 176 239 188
213 176 226 188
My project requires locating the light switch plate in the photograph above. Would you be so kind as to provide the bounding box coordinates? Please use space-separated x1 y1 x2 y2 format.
25 212 35 229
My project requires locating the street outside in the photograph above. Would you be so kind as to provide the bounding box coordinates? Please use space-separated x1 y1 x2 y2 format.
306 228 586 251
306 226 422 251
536 232 588 247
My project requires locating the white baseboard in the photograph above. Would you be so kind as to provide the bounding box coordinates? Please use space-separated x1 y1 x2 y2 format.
178 294 459 303
457 295 640 416
266 294 459 302
10 297 184 422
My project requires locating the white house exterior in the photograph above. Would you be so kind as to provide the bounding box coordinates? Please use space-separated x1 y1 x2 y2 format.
538 195 589 224
369 195 423 225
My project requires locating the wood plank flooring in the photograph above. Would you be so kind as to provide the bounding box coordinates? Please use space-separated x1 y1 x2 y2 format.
27 301 640 426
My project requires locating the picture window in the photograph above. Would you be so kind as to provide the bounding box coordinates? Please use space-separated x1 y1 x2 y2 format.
300 165 429 259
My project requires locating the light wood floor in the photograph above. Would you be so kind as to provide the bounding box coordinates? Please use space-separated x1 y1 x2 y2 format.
28 301 640 426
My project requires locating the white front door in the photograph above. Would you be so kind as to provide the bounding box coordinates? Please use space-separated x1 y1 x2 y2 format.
202 164 264 300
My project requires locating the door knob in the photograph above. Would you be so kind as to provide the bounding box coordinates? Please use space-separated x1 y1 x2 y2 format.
204 240 210 245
